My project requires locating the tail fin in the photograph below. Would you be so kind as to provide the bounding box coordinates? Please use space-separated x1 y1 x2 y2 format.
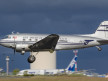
66 54 77 72
93 21 108 38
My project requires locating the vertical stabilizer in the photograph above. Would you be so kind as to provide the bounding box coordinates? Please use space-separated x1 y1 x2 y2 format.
93 21 108 38
66 54 78 72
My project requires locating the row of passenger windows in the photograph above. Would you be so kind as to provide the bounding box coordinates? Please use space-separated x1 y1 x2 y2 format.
22 37 43 41
23 37 67 40
23 38 38 41
22 37 67 42
5 35 68 42
23 37 42 39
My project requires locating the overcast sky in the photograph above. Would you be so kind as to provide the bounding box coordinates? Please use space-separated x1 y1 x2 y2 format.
0 0 108 74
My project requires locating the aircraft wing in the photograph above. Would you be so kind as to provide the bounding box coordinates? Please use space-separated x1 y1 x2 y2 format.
97 40 108 44
29 34 59 53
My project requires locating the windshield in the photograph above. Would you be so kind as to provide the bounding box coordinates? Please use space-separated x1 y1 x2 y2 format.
4 35 9 39
0 35 11 39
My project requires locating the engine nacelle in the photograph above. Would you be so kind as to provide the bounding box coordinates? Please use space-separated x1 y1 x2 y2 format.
15 44 30 52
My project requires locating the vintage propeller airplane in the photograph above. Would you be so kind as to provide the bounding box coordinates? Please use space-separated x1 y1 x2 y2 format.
0 21 108 63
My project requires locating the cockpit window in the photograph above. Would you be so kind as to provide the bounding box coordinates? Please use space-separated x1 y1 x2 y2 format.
4 35 8 38
4 35 11 39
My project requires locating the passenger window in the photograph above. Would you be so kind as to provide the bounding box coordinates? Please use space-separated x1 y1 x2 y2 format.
23 39 25 41
35 39 37 42
29 39 31 41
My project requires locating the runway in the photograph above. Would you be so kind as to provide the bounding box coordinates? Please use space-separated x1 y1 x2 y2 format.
0 75 108 81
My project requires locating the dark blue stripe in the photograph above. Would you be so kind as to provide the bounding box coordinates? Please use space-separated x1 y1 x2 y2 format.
97 30 108 31
0 42 84 46
58 43 84 45
0 41 35 44
100 25 108 26
0 40 86 46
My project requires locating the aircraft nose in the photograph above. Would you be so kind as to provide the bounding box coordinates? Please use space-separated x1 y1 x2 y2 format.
0 38 4 45
0 39 2 44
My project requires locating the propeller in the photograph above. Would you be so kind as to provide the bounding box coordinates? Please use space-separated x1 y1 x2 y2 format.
14 48 16 55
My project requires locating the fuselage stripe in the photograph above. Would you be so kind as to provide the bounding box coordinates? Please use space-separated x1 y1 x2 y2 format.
97 30 108 31
0 41 84 45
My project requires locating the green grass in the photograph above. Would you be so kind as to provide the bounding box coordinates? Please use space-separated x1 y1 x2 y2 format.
0 75 108 81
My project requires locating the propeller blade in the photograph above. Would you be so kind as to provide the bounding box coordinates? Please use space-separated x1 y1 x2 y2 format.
13 36 16 55
14 49 16 55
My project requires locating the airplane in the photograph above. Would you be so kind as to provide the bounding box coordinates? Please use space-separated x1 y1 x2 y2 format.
0 21 108 63
66 53 78 72
17 53 78 75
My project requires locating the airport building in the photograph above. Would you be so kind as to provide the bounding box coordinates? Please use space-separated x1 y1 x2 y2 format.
17 52 78 75
30 51 56 70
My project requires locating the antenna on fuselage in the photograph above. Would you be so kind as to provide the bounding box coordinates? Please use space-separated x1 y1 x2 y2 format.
12 31 15 34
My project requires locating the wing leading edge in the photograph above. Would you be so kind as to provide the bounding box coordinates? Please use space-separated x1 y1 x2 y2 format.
29 34 59 53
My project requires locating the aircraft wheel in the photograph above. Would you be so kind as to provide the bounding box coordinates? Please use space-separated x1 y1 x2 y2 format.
27 55 36 63
98 47 102 51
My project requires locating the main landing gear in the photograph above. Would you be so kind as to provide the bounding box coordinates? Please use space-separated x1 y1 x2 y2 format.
27 55 36 63
27 52 38 63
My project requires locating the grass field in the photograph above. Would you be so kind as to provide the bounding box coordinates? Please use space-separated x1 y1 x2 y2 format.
0 75 108 81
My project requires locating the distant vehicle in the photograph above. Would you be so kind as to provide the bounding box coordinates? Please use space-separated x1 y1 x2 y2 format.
0 21 108 63
0 68 3 72
17 54 78 75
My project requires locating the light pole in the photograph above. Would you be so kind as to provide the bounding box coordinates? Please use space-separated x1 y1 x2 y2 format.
73 50 78 71
6 56 9 76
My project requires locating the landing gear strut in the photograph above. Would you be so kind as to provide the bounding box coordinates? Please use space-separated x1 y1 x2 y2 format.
27 55 36 63
96 46 102 51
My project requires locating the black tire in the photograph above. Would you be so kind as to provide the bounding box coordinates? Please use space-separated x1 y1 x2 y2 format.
27 55 36 63
98 48 102 51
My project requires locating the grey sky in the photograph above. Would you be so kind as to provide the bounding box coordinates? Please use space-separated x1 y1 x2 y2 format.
0 0 108 34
